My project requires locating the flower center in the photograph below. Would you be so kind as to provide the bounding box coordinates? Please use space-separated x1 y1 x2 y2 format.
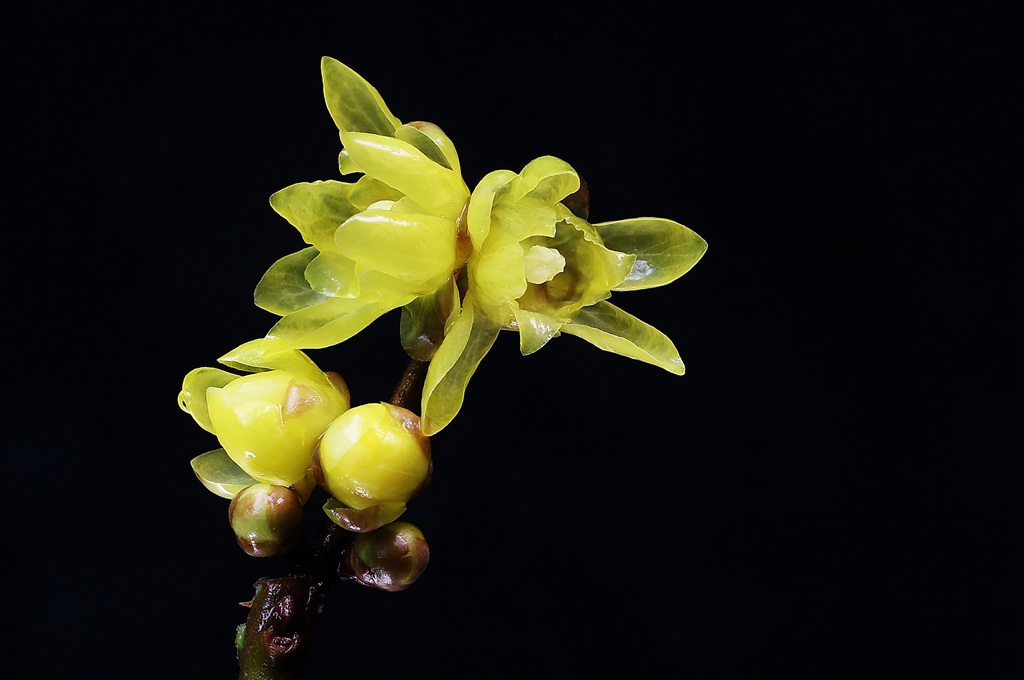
522 245 566 284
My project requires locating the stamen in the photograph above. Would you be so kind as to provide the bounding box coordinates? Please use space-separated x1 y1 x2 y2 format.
522 245 566 284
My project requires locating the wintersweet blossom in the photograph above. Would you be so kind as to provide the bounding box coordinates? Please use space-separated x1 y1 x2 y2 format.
253 57 470 355
420 156 707 435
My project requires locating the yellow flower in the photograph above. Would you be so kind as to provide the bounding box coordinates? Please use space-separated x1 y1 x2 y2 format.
253 58 470 355
178 340 350 487
420 156 707 435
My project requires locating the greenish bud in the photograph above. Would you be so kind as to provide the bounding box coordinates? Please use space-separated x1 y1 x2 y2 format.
345 521 430 592
228 484 304 557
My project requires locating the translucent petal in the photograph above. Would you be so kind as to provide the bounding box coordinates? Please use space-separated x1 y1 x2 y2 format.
562 301 685 375
508 155 580 204
190 448 258 499
358 268 434 298
488 196 559 248
339 149 359 176
335 209 456 287
262 294 414 352
304 250 360 298
420 298 502 436
179 367 238 433
594 218 708 291
467 169 516 249
217 340 329 386
339 132 468 218
255 247 331 315
470 241 527 309
270 181 357 250
395 122 460 173
560 219 637 307
321 57 401 136
349 175 405 209
400 277 459 361
510 305 565 355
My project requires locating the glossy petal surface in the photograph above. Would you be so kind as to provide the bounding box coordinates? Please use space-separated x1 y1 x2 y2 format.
395 121 461 173
318 403 430 510
190 448 259 499
420 298 502 436
270 178 401 250
595 217 708 291
562 301 685 375
262 294 414 353
335 208 456 287
339 132 468 218
179 367 238 433
208 369 349 486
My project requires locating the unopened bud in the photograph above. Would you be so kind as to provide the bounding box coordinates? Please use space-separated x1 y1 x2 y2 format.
345 521 430 592
228 484 304 557
206 369 350 487
316 402 431 510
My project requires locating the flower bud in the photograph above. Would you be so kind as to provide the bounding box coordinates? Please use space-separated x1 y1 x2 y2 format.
207 369 350 487
345 521 430 591
228 484 304 557
316 402 431 510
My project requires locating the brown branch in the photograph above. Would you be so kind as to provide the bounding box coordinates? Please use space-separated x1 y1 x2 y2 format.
236 356 428 680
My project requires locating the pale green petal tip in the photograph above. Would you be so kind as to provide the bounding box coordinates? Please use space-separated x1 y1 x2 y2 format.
597 218 709 291
320 57 401 136
563 301 687 375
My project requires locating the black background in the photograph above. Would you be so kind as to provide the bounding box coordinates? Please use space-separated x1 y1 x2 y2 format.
12 4 1019 679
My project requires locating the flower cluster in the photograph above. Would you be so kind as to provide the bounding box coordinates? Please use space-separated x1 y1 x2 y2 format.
178 57 705 587
243 57 707 435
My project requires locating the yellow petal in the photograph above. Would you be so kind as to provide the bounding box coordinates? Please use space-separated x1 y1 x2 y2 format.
335 208 456 287
562 301 684 375
420 297 502 436
339 132 468 218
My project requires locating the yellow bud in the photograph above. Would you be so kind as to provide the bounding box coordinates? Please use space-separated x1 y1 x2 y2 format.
316 403 431 510
208 370 350 486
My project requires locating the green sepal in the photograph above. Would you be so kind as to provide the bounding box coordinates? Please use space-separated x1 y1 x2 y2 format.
323 497 407 533
255 247 330 315
190 448 258 499
321 57 401 136
262 294 414 353
562 300 685 375
594 218 708 291
270 178 403 250
394 122 459 172
400 277 459 361
303 250 360 299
